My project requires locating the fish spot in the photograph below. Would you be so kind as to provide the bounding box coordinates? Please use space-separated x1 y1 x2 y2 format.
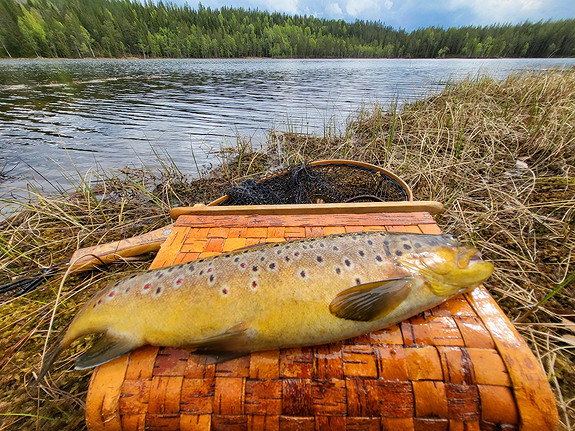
234 257 240 262
260 256 265 262
207 267 213 273
154 287 162 297
358 250 365 257
173 278 184 289
199 270 204 276
155 272 164 279
384 240 390 245
403 244 412 250
293 250 302 260
319 242 325 248
395 251 403 256
249 278 259 291
252 265 259 273
352 236 358 241
276 250 282 255
401 237 408 241
284 256 291 264
309 244 314 249
189 265 195 272
302 245 308 250
220 286 230 297
208 274 216 286
239 262 248 271
125 287 131 293
129 274 137 279
333 246 340 251
142 283 152 294
335 266 342 275
355 278 361 285
107 290 116 299
299 269 308 279
342 257 354 270
375 255 383 263
315 255 325 266
367 239 374 245
97 299 102 305
168 267 174 272
414 242 422 248
267 262 278 272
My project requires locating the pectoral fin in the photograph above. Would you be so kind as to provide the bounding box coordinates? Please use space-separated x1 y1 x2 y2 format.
329 277 415 321
75 333 138 370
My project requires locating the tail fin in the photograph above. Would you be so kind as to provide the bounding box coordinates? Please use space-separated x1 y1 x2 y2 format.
37 333 70 382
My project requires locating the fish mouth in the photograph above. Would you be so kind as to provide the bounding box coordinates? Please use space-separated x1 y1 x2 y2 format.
456 248 482 269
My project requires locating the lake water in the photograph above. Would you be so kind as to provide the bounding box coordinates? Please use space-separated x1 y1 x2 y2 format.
1 58 575 199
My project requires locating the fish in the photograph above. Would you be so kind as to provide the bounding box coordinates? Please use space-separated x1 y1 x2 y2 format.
38 231 493 380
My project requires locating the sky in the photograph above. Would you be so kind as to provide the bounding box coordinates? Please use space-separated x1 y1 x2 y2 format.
179 0 575 31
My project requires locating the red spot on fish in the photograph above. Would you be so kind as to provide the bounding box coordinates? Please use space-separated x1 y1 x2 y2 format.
222 288 229 295
269 263 276 269
240 263 247 268
252 280 258 288
176 278 183 285
207 267 213 273
108 291 116 298
144 283 151 290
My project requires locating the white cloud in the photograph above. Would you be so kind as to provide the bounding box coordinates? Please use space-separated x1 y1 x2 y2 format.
384 0 393 10
447 0 544 23
262 0 300 14
345 0 379 16
327 2 344 16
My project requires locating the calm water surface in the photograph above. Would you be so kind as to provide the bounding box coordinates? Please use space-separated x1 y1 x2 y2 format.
1 58 574 198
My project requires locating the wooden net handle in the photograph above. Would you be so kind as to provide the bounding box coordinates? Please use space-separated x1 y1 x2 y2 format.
207 159 413 206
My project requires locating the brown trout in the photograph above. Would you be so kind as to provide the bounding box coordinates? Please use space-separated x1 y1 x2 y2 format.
38 232 493 379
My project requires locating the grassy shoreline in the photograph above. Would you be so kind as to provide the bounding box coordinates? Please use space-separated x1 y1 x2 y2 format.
1 69 574 429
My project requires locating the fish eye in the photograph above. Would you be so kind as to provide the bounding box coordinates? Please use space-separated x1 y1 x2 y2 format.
443 234 460 244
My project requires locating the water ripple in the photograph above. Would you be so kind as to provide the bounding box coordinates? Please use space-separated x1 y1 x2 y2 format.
1 58 575 196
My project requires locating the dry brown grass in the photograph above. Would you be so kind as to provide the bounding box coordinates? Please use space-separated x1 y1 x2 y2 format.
1 69 574 429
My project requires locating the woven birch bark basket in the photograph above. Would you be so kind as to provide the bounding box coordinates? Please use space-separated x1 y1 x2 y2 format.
85 207 559 431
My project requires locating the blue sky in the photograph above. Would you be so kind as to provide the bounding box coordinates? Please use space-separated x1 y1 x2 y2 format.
179 0 575 31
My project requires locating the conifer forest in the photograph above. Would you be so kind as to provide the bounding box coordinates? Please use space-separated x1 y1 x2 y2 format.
0 0 573 59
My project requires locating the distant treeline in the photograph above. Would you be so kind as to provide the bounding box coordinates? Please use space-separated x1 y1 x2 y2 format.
1 0 574 59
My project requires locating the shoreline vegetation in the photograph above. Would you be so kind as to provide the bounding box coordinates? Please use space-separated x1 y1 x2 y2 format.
0 0 574 59
1 69 574 429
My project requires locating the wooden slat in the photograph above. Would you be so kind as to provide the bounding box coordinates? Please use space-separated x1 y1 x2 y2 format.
170 201 443 219
174 212 436 228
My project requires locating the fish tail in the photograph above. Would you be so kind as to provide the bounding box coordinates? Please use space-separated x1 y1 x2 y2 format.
37 329 74 382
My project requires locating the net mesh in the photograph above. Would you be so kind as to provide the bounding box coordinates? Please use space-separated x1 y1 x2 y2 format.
219 162 409 206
